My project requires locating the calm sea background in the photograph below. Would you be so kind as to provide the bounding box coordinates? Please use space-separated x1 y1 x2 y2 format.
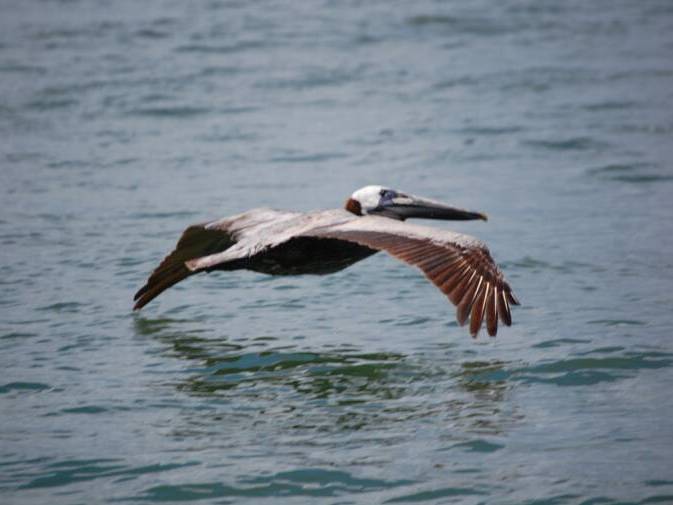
2 1 673 504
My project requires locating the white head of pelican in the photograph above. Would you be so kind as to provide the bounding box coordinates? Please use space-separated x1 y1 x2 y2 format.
347 185 488 221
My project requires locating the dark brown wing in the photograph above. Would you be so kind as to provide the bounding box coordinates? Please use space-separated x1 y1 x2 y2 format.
305 227 518 337
133 223 235 310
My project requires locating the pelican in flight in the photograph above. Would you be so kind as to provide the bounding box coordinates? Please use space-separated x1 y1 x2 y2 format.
134 185 519 337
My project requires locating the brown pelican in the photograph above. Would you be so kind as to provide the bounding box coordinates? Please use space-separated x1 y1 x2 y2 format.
133 186 519 337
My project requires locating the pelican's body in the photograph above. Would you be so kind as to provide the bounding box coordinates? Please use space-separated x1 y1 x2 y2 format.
190 208 374 276
134 186 519 337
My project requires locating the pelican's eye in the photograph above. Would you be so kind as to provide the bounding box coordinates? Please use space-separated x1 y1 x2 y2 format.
380 189 396 200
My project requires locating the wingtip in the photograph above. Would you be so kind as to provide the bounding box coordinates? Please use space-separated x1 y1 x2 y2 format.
133 284 149 307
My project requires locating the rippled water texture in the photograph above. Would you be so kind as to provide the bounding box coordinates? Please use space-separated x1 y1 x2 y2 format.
2 0 673 503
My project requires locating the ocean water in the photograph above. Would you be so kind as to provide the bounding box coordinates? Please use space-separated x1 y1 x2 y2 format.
2 0 673 504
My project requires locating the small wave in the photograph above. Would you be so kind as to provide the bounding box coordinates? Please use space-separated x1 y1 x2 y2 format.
610 174 673 183
134 28 170 40
522 137 609 151
645 480 673 487
135 468 412 501
220 105 258 114
392 316 433 327
506 256 602 274
385 486 488 503
269 152 349 163
241 468 413 492
36 302 83 313
239 298 306 310
519 354 671 386
126 106 210 118
256 68 359 90
46 160 89 169
587 319 645 327
0 64 47 75
175 40 265 54
30 25 121 42
199 65 245 77
532 338 591 349
407 14 512 36
527 355 671 373
609 68 673 82
16 459 198 490
1 331 37 340
195 132 259 143
407 14 460 26
464 352 672 388
586 162 671 183
433 76 479 89
24 98 78 111
0 382 50 394
60 406 108 414
582 100 637 111
128 211 198 220
587 162 654 175
448 439 504 453
457 125 525 135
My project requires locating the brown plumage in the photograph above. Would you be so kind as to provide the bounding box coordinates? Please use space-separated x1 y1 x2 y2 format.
134 186 519 338
306 228 518 337
133 224 234 310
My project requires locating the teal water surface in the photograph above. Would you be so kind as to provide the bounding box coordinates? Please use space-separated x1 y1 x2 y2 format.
2 0 673 504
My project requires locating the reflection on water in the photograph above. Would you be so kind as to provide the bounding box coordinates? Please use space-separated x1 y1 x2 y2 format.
135 314 673 447
133 316 516 437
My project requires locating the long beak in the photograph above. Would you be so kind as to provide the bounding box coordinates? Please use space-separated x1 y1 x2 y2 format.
383 194 488 221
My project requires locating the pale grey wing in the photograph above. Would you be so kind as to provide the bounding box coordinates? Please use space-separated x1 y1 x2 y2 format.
302 216 519 337
133 208 296 310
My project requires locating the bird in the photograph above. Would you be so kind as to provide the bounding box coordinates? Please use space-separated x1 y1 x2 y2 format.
133 185 519 337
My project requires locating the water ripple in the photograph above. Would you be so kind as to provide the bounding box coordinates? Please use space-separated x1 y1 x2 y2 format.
16 459 198 490
134 468 412 501
587 162 672 184
126 106 211 118
467 352 673 388
384 486 488 503
0 382 50 394
176 40 267 54
522 137 609 151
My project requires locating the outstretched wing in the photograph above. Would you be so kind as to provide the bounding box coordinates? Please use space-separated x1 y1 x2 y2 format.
133 222 235 310
133 208 302 310
302 216 519 337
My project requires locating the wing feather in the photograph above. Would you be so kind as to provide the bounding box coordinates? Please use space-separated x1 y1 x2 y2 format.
457 275 481 326
303 218 518 337
497 289 512 326
486 287 498 337
133 223 235 310
470 284 489 337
